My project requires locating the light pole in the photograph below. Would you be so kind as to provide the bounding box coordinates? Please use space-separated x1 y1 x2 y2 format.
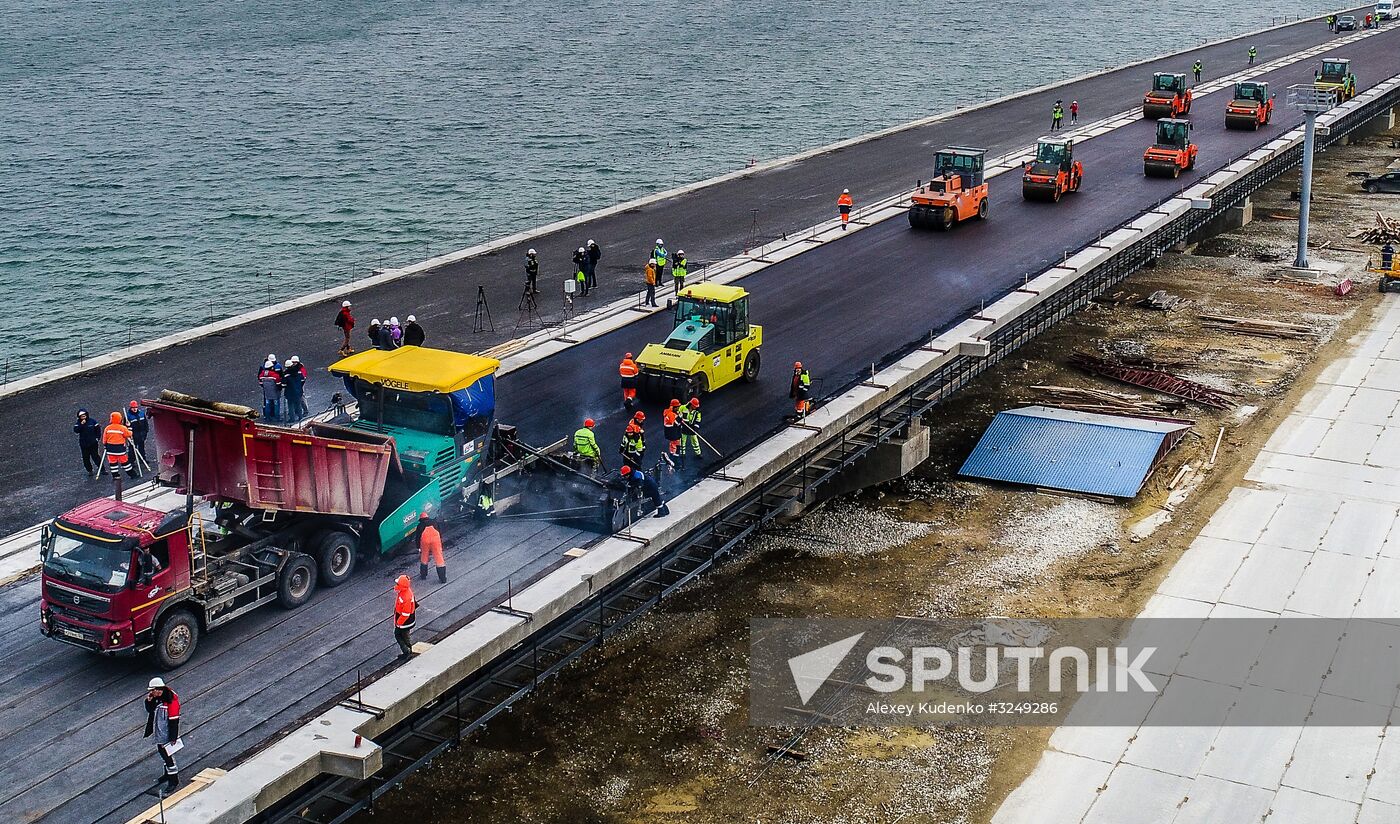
1286 84 1338 270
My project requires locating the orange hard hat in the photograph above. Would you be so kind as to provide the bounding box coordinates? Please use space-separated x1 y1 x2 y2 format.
620 465 632 475
670 398 680 407
689 397 700 408
624 352 633 360
584 418 595 428
110 412 123 424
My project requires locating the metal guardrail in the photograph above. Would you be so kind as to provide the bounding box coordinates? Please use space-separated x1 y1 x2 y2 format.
252 79 1400 824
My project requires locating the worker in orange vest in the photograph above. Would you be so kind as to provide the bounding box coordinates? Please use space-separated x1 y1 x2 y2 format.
416 511 445 583
619 352 640 409
837 189 853 230
102 411 138 498
393 575 417 658
663 399 682 459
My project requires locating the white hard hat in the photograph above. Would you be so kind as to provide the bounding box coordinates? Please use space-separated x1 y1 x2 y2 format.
268 353 276 361
371 318 380 325
651 258 659 265
406 314 416 322
578 247 585 253
289 355 299 364
677 249 685 256
389 316 399 325
527 248 536 255
587 239 595 245
843 188 849 194
342 300 351 307
655 238 663 244
148 677 165 690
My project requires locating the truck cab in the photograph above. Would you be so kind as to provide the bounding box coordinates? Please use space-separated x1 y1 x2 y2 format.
40 499 191 658
636 283 762 399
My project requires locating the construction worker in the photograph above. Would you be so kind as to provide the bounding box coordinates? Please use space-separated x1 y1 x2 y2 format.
143 677 182 793
476 481 494 519
619 465 669 518
586 239 602 290
1248 45 1257 65
367 318 383 349
125 400 149 459
1193 60 1202 83
574 247 589 296
837 189 854 230
334 300 355 357
644 258 659 307
393 574 417 658
386 317 403 348
103 411 137 496
652 238 669 278
1327 13 1336 30
679 397 702 458
417 510 445 583
1051 100 1064 131
619 352 640 409
524 249 539 294
672 250 688 293
282 356 309 422
74 409 101 478
791 362 812 416
1069 100 1079 125
663 400 682 461
620 422 645 470
580 242 598 292
1365 12 1373 28
404 315 425 347
632 411 648 462
258 355 283 420
574 418 603 471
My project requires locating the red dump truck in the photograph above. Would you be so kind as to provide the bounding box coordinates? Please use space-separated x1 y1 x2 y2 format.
38 391 428 668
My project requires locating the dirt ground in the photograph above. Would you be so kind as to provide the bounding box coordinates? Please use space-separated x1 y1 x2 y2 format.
361 128 1400 824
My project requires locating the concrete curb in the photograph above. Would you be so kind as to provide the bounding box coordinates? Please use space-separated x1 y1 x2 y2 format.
0 9 1359 402
161 53 1400 824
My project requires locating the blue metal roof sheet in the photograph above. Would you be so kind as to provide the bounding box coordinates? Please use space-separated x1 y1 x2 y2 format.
958 406 1192 498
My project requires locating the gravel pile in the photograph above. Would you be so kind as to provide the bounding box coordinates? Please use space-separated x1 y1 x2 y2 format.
755 500 934 558
974 498 1122 588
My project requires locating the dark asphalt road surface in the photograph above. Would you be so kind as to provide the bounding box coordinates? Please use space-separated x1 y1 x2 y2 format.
0 12 1374 537
2 17 1396 824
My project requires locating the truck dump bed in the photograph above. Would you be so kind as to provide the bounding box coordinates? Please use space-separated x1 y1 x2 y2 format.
148 391 398 518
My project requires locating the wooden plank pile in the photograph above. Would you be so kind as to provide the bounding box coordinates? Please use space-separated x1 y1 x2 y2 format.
1027 385 1188 416
1198 313 1318 339
1347 211 1400 244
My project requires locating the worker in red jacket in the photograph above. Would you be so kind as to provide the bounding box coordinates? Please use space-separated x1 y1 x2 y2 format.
619 352 640 409
334 300 355 356
394 575 417 658
143 677 182 792
837 189 853 229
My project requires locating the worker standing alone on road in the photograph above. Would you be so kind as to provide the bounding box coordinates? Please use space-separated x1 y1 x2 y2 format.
1248 45 1257 65
672 250 688 293
1069 100 1079 125
417 510 446 583
1051 101 1064 131
573 418 603 472
837 189 853 230
679 397 702 459
334 300 355 357
619 352 640 409
524 249 539 295
103 411 138 498
1193 60 1202 84
791 362 812 417
393 575 417 657
644 258 659 307
663 399 682 461
74 409 102 478
143 677 182 793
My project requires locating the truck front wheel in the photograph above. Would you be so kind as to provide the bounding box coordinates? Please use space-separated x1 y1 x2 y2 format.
742 350 761 383
277 553 318 609
154 609 199 670
316 530 358 587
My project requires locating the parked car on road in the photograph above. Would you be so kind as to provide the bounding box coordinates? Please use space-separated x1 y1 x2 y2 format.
1337 14 1358 30
1361 170 1400 193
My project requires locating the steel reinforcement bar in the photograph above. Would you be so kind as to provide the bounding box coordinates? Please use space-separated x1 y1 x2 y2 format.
251 79 1400 824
